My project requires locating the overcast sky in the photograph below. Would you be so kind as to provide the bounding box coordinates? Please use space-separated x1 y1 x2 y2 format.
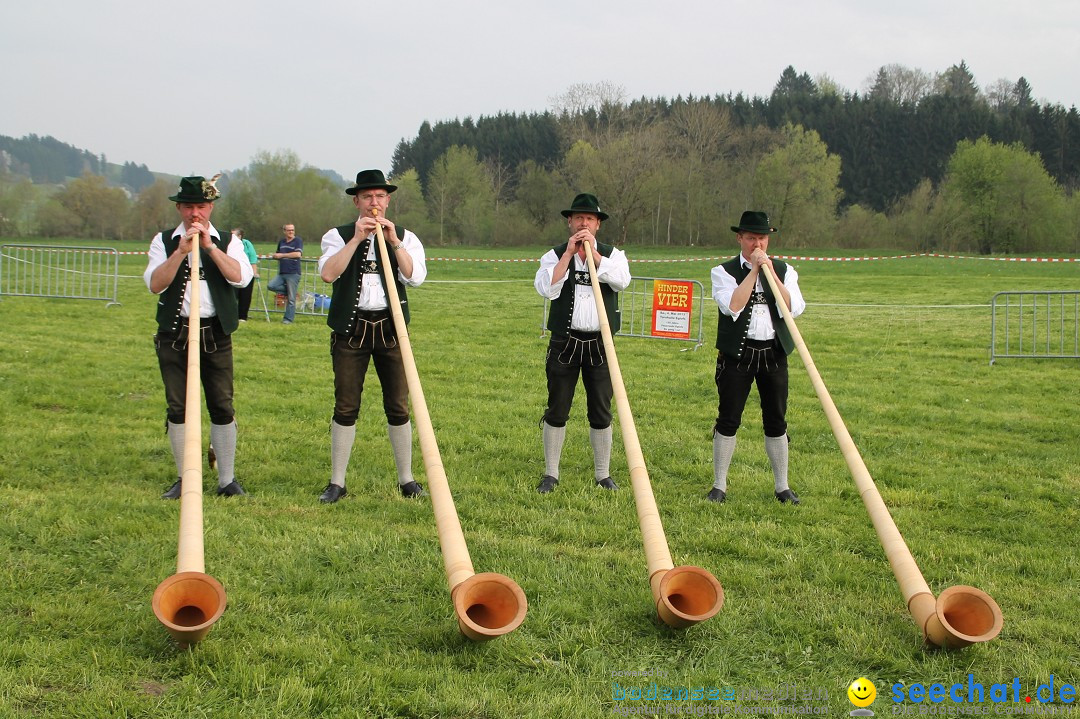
3 0 1078 181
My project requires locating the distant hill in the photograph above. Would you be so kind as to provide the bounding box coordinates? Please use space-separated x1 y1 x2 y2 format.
0 133 164 192
315 167 346 187
0 133 345 193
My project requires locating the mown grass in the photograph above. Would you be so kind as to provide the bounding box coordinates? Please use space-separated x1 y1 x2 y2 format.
0 243 1078 718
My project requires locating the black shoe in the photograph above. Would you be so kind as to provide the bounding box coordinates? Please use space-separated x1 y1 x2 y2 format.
400 480 425 498
536 475 559 494
596 477 618 490
775 488 800 505
706 487 726 503
217 480 247 497
319 484 347 504
161 479 181 500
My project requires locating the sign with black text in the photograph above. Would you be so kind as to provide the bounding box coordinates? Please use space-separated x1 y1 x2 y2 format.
650 280 693 340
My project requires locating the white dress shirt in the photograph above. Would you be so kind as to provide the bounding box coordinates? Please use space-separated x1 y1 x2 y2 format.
318 227 427 310
143 222 253 318
535 247 632 331
711 258 805 340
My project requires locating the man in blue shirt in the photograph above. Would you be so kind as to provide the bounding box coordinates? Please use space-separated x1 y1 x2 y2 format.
268 223 303 324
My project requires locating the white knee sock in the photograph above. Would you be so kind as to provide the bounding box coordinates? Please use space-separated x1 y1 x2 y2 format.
764 434 790 493
590 426 613 480
167 421 185 477
712 432 737 491
209 421 237 488
542 421 565 478
330 420 356 488
388 422 414 486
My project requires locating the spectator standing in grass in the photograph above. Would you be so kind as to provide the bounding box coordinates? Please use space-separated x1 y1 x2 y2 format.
234 227 258 322
268 223 302 324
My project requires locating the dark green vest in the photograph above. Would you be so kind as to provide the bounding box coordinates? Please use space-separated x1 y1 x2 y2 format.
714 256 794 358
326 224 411 334
155 229 239 335
546 242 622 335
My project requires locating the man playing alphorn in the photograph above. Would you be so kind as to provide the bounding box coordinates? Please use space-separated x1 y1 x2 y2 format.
707 211 806 505
534 193 631 494
316 169 428 504
144 176 253 499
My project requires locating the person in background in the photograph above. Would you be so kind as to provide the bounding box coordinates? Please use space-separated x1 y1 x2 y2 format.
316 169 428 504
268 223 302 324
234 227 258 322
144 175 252 499
706 211 806 505
534 193 631 494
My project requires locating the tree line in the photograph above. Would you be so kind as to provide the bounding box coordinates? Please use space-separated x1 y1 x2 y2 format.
386 63 1079 252
1 61 1078 253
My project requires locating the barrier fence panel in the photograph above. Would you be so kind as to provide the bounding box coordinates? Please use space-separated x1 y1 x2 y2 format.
0 244 121 307
542 276 706 350
990 290 1080 364
261 257 333 319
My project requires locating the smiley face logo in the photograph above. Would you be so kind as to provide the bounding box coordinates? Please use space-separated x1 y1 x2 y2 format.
848 677 877 708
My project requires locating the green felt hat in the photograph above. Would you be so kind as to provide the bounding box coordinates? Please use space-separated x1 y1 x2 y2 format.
561 193 609 221
730 211 777 234
169 175 222 203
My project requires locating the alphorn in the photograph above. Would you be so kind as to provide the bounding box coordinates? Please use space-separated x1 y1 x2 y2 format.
152 231 227 648
759 262 1002 648
583 246 724 628
373 210 527 640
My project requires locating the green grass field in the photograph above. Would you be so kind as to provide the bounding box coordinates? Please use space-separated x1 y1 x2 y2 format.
1 242 1078 718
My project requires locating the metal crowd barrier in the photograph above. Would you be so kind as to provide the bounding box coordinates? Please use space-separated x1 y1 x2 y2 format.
260 257 332 320
990 290 1080 364
542 276 706 350
0 244 121 307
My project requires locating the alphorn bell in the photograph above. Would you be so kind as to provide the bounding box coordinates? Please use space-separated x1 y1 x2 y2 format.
152 230 227 648
582 244 724 628
372 210 526 640
758 262 1002 648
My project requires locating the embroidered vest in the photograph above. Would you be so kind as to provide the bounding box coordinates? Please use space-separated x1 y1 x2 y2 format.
546 242 621 335
155 229 239 335
326 224 411 334
714 256 794 358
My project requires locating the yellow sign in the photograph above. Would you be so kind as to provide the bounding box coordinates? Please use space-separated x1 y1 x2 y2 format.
651 280 693 339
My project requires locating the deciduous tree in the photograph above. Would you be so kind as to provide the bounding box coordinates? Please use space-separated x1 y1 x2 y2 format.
939 136 1068 253
426 145 494 244
752 125 842 246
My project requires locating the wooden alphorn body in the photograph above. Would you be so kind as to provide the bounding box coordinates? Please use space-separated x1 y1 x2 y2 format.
152 232 227 647
373 211 526 640
759 262 1001 648
583 246 724 627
